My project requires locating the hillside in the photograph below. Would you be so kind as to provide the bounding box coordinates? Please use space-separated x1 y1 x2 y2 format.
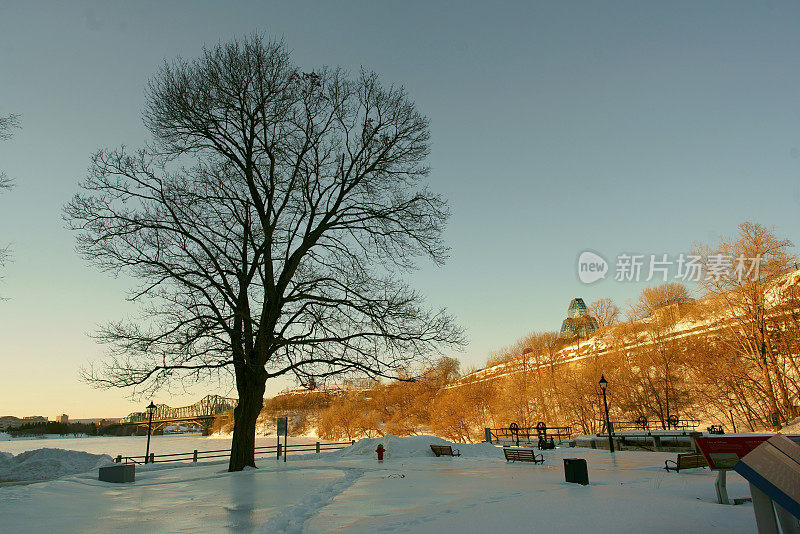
213 270 800 443
456 269 800 389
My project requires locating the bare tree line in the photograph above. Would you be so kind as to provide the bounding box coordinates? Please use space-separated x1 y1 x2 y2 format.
306 223 800 441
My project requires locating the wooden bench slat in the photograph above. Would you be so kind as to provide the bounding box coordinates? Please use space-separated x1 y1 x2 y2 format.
430 444 461 457
664 452 708 472
503 447 544 464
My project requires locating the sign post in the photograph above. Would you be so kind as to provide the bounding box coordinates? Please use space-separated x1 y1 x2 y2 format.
734 434 800 533
694 434 800 505
276 417 288 461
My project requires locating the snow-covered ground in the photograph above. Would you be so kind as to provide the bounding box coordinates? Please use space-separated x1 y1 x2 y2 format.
0 435 756 533
0 433 326 486
0 433 322 459
782 416 800 434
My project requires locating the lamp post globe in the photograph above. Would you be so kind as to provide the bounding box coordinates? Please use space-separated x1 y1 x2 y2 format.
599 375 614 453
145 401 157 464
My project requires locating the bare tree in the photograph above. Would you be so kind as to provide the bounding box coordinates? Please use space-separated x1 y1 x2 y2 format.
696 222 796 428
627 292 689 427
588 298 620 328
65 36 463 471
0 114 19 278
0 114 19 190
629 281 692 320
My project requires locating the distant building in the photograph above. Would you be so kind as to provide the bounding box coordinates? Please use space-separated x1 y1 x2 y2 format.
55 414 69 424
559 298 598 339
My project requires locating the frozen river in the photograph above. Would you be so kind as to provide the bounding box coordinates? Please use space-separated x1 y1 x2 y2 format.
0 433 322 460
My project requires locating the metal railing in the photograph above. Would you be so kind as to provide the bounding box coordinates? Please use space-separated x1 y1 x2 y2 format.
599 417 700 435
114 440 355 465
486 423 572 446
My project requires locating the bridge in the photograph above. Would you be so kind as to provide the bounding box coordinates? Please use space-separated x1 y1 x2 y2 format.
102 395 237 436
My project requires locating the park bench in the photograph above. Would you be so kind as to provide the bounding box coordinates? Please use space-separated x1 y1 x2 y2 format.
664 452 708 472
503 447 544 464
430 444 461 457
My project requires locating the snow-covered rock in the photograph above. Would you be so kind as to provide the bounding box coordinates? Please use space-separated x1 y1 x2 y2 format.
0 448 113 482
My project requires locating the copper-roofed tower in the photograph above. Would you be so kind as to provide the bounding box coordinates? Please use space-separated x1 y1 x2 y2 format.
559 297 598 338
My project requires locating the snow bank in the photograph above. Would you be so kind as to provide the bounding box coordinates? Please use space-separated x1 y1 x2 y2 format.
783 416 800 433
0 448 113 482
327 434 503 460
0 432 11 441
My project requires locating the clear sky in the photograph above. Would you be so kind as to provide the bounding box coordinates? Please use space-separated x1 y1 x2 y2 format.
1 1 799 418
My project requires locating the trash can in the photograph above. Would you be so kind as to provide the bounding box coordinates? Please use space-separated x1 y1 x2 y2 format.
563 458 588 485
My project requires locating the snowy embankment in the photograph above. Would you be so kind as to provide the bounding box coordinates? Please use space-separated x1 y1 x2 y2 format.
0 448 112 483
782 416 800 433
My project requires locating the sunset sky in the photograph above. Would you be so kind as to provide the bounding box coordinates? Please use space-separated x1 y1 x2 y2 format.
1 1 799 418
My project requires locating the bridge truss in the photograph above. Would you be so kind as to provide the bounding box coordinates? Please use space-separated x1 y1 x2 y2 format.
106 395 237 435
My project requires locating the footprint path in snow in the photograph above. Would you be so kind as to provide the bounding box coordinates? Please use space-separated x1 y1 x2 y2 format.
259 466 365 534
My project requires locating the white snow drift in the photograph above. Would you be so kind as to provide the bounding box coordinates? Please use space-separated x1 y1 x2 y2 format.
0 448 112 482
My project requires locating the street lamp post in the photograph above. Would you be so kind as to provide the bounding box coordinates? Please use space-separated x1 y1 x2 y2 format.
599 375 614 453
145 401 156 464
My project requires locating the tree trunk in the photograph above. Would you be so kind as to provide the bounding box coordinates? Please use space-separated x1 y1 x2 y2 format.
229 375 266 471
758 343 781 430
757 309 781 430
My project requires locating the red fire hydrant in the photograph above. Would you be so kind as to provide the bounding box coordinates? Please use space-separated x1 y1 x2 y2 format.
376 444 385 462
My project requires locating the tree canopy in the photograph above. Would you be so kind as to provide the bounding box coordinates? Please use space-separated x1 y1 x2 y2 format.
66 36 463 470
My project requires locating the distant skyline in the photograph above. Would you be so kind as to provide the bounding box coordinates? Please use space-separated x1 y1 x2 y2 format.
1 1 799 417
